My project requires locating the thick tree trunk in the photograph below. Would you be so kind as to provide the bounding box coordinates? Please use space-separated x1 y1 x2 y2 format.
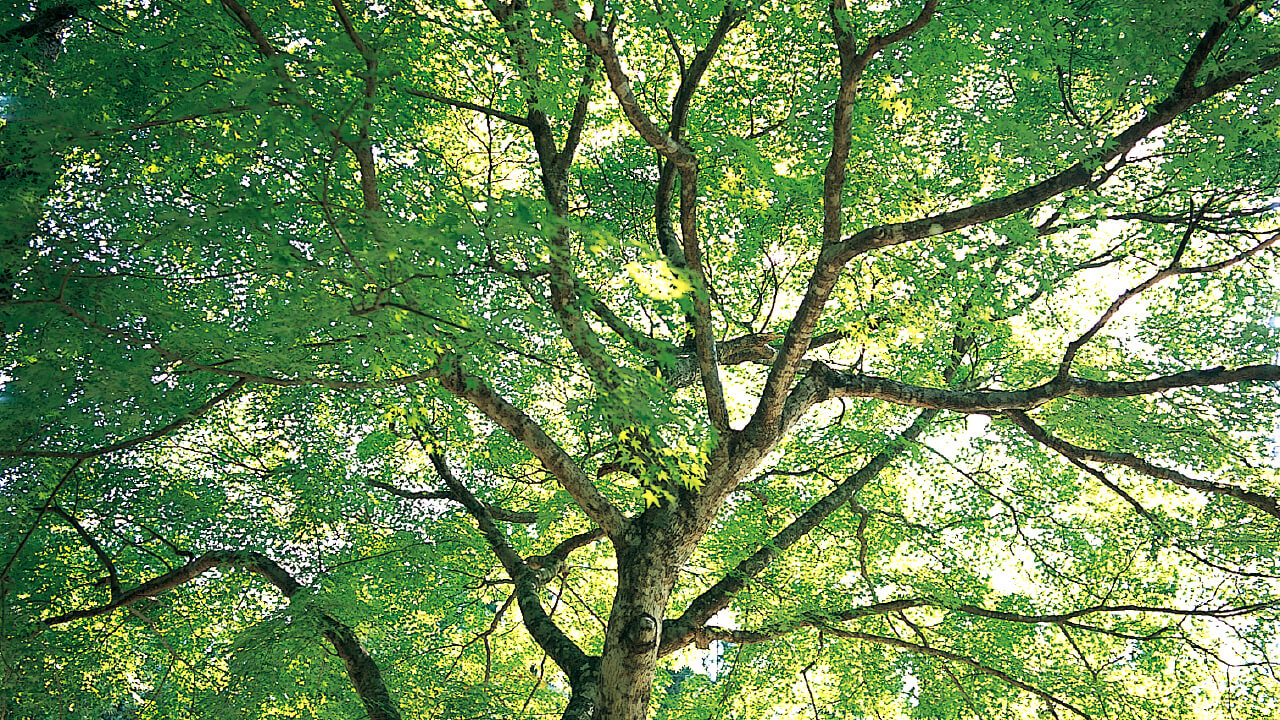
596 528 680 720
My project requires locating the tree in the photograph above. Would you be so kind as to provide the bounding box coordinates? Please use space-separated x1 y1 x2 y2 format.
3 0 1280 717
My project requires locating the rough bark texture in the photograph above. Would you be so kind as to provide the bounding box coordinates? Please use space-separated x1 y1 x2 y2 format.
597 515 690 720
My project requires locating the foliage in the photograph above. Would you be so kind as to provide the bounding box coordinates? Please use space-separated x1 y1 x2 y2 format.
3 0 1280 719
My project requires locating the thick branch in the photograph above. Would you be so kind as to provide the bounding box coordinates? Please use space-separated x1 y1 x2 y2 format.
219 0 280 58
1 2 77 45
662 410 937 655
808 362 1280 413
435 358 624 538
1173 0 1259 95
660 332 782 390
744 0 937 444
748 18 1280 449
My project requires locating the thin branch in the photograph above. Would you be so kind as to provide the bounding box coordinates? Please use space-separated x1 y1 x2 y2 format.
1057 226 1276 378
399 85 531 127
699 595 1273 646
820 627 1092 719
366 479 539 523
38 298 440 389
0 2 78 45
1006 410 1280 520
0 379 248 459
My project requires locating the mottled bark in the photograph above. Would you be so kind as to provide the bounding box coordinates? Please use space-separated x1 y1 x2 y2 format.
597 520 685 720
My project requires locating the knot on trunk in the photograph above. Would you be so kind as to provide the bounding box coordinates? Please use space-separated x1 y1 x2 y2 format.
626 613 658 650
524 555 566 586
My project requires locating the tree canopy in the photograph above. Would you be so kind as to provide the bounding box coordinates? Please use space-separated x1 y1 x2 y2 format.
3 0 1280 718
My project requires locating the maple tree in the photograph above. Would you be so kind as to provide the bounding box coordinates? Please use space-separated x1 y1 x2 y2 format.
4 1 1280 718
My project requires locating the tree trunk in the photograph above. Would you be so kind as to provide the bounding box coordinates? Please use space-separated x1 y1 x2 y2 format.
596 526 680 720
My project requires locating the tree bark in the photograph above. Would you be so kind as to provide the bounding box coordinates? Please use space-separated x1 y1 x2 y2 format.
596 518 687 720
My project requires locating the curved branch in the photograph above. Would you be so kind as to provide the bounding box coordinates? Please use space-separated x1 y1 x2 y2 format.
41 550 300 625
1006 410 1280 520
39 550 400 720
